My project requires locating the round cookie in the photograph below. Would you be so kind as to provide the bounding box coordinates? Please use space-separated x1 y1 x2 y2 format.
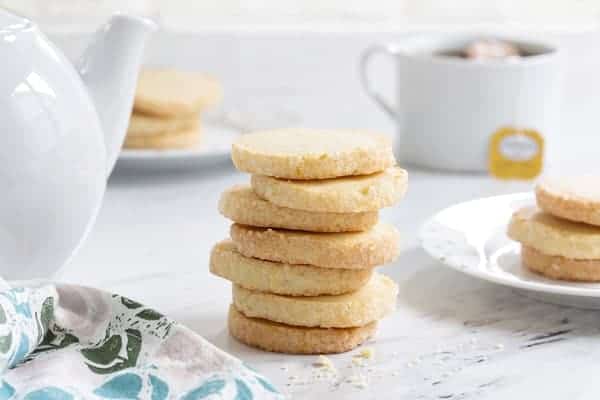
134 69 222 117
229 306 377 354
232 273 398 328
219 185 378 232
521 245 600 282
210 240 373 296
127 113 198 138
231 129 395 179
507 206 600 259
251 167 407 213
536 176 600 226
230 222 400 269
124 126 201 150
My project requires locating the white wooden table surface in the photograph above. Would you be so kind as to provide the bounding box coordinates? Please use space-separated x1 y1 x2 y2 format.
57 163 600 399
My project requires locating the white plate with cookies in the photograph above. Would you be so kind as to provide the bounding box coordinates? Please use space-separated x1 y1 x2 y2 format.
420 178 600 309
117 120 240 169
116 68 241 169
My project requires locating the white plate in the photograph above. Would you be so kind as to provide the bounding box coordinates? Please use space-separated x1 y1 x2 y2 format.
116 122 241 170
419 193 600 309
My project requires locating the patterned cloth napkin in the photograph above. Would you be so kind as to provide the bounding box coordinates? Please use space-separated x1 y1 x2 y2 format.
0 284 283 399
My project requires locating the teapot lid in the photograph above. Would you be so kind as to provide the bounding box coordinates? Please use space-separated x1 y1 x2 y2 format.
0 9 32 35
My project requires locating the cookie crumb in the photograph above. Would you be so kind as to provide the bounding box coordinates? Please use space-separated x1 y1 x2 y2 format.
352 347 375 365
347 374 369 389
313 355 336 371
359 347 375 359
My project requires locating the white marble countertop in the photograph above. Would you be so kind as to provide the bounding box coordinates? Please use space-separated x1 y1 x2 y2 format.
56 162 600 399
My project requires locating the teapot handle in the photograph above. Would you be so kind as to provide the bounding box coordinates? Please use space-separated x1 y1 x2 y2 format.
359 44 401 121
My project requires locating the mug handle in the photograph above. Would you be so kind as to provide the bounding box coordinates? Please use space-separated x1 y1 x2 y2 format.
359 44 402 121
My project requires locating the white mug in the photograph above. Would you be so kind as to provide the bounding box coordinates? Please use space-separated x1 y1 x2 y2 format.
360 34 562 172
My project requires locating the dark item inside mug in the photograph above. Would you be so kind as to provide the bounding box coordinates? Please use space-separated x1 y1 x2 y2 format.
430 37 555 61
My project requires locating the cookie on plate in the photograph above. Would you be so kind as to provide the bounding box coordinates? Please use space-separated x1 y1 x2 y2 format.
232 273 398 328
134 69 222 117
219 185 378 232
230 222 400 269
124 126 201 150
536 176 600 226
232 129 395 179
521 245 600 282
127 113 198 138
507 206 600 260
228 306 377 354
210 240 373 296
251 167 408 213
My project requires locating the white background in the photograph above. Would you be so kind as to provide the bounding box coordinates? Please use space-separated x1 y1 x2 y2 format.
4 0 600 171
2 0 600 31
49 28 600 173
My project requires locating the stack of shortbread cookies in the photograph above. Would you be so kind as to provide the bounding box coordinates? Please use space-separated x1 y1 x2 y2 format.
210 129 407 354
508 176 600 282
125 69 222 150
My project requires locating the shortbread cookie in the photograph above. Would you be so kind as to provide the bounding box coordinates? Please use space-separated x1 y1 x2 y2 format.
127 113 198 138
507 206 600 259
124 126 201 150
219 185 378 232
251 167 407 213
536 176 600 226
521 245 600 282
230 222 399 269
211 240 373 295
232 273 398 328
134 69 222 117
232 129 395 179
228 306 376 354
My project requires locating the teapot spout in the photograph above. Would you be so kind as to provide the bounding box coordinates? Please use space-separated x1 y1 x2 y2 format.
79 14 156 175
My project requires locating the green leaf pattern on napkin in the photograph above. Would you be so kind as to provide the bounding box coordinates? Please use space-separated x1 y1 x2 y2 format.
82 329 142 374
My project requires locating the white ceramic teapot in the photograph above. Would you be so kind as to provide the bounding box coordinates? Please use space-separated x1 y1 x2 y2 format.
0 10 156 280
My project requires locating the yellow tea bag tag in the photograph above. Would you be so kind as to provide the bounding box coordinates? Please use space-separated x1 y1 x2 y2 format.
489 126 544 180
